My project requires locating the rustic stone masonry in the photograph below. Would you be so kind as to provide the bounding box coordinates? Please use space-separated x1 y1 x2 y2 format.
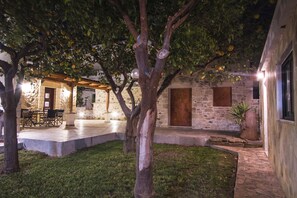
157 76 258 131
93 88 141 120
94 76 258 132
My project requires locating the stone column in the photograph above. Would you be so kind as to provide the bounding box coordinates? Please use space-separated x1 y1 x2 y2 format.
65 113 76 127
104 90 110 123
64 83 76 129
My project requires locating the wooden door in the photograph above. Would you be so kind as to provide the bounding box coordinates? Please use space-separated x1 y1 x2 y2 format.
44 88 55 110
170 88 192 126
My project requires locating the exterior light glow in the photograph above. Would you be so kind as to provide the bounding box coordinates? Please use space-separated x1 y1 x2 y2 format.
63 88 71 98
111 111 119 119
79 112 85 118
21 83 32 92
257 71 265 80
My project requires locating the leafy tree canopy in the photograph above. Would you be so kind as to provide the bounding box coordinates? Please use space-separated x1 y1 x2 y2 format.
0 0 95 80
57 0 275 84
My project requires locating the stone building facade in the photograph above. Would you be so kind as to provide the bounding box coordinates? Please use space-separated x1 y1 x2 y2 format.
21 79 76 113
258 0 297 197
157 76 258 131
93 76 258 132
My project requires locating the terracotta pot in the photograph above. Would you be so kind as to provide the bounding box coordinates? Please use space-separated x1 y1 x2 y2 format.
240 111 259 140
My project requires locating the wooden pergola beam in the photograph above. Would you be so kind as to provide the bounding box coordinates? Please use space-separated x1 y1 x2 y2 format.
45 74 111 90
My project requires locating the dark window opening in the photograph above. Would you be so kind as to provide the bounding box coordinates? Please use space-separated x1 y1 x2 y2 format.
253 82 260 99
92 94 96 103
213 87 232 107
281 53 294 121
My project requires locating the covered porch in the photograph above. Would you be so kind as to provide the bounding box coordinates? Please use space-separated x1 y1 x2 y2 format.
20 73 111 129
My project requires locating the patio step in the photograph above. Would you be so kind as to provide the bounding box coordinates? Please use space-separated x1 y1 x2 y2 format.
20 133 124 157
209 136 263 148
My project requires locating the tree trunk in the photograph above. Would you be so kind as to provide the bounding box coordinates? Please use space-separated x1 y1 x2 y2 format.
124 115 138 153
134 89 157 198
3 75 19 173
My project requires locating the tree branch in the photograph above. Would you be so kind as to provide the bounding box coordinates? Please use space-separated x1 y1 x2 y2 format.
172 13 189 31
157 69 181 97
0 60 11 73
163 0 197 49
131 104 140 119
0 81 6 109
0 42 16 58
196 55 223 68
126 80 136 110
139 0 148 44
119 72 128 93
101 64 131 117
101 64 118 91
152 0 197 83
18 32 47 60
108 0 138 40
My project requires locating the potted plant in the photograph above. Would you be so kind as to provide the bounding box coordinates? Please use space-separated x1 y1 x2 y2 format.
230 102 250 130
230 102 259 140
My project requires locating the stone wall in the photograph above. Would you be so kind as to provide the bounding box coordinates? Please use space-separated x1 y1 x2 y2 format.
157 76 258 131
94 77 258 132
76 107 94 119
20 79 76 113
258 1 297 197
93 88 141 120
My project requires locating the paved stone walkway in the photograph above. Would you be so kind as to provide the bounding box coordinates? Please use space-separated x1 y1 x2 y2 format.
216 146 285 198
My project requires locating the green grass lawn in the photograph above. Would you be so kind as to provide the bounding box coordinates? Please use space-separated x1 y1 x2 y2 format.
0 141 237 198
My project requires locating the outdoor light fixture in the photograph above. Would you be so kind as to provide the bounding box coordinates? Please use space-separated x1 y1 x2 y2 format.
131 68 139 79
257 71 265 80
63 88 71 98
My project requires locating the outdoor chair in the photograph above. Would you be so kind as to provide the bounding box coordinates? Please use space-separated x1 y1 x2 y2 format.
55 109 64 126
44 109 56 127
21 109 34 127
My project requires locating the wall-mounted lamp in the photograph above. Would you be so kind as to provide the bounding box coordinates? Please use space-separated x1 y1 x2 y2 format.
131 68 139 79
257 71 265 81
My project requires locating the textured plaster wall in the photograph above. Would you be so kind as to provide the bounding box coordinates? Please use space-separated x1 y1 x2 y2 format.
259 1 297 197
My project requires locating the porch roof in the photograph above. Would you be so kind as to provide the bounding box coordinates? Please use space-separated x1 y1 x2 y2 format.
45 73 111 90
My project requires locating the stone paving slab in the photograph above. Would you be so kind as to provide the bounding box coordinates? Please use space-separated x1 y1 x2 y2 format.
214 146 285 198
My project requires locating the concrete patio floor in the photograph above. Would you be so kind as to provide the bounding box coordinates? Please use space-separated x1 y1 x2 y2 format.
1 119 285 197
